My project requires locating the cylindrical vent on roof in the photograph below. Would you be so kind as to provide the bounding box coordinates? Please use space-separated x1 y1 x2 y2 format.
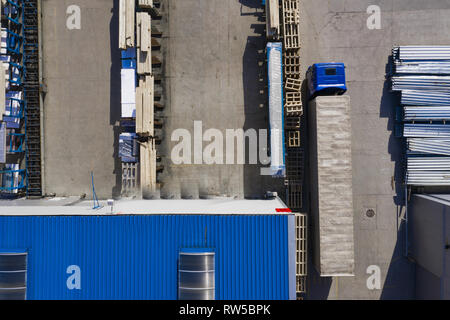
178 250 215 300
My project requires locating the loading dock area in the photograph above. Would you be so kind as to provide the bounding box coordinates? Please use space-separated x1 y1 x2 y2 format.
301 0 450 299
159 0 285 199
41 0 120 199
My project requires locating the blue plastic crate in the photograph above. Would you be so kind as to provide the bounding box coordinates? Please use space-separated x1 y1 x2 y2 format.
121 48 136 60
122 59 136 69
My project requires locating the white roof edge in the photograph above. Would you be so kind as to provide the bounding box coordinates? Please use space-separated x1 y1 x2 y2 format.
0 197 293 216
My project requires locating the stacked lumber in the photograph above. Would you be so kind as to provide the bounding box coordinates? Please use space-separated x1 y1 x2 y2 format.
135 76 154 136
119 1 158 196
136 12 152 75
138 0 153 9
119 0 136 49
266 0 280 39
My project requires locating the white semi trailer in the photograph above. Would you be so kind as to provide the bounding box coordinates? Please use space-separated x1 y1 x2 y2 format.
308 95 355 277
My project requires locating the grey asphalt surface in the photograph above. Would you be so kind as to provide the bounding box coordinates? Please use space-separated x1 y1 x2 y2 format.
41 0 121 199
158 0 285 199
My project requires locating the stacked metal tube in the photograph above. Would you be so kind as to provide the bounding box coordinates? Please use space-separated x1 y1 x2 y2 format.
394 46 450 185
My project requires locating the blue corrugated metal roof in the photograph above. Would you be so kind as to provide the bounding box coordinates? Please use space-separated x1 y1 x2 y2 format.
0 215 293 300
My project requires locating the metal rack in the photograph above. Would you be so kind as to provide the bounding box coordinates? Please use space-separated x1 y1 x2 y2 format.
0 0 27 197
23 0 41 197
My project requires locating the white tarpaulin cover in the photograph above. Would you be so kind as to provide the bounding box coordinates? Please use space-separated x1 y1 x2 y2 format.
267 42 285 177
121 68 136 118
0 122 6 164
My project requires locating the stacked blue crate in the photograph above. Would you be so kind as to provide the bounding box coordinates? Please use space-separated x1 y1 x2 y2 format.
120 48 138 164
121 47 137 120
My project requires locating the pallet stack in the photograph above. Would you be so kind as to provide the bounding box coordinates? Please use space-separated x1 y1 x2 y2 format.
280 0 303 211
119 0 160 198
279 0 306 295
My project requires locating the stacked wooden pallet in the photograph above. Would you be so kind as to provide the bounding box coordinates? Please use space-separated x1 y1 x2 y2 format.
295 213 307 295
280 0 303 213
282 0 302 117
282 0 301 50
136 12 152 74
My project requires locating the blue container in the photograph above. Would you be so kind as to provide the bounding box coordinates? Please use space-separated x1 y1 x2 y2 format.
121 59 136 69
0 215 296 300
307 63 347 98
121 48 136 60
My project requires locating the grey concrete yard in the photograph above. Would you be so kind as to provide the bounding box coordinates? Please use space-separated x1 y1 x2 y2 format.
159 0 285 199
300 0 450 299
41 0 121 199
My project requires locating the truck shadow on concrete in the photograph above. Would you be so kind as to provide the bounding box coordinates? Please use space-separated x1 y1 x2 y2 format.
110 0 122 198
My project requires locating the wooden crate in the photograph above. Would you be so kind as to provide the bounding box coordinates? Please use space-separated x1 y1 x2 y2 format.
284 24 301 50
285 77 302 92
295 213 307 278
122 162 139 195
287 130 301 148
282 0 301 50
284 50 301 77
288 180 302 210
285 116 301 129
286 148 304 180
296 276 307 294
283 0 300 24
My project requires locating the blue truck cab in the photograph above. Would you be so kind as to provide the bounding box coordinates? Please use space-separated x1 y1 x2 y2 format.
306 63 347 99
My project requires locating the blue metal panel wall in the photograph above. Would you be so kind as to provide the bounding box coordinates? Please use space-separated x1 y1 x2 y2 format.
0 215 291 300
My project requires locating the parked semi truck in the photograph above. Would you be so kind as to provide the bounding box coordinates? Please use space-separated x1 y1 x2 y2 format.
306 63 347 99
307 63 355 276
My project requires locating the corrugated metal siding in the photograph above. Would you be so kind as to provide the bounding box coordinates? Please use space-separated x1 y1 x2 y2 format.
0 215 291 300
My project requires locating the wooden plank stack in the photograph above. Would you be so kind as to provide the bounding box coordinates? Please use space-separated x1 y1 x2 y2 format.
119 0 158 196
136 12 152 75
119 0 135 49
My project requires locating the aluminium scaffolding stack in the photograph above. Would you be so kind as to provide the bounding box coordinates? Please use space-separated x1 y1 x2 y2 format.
22 0 41 197
0 0 26 197
393 46 450 186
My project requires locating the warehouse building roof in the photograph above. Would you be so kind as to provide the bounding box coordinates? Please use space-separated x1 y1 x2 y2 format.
0 197 291 216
